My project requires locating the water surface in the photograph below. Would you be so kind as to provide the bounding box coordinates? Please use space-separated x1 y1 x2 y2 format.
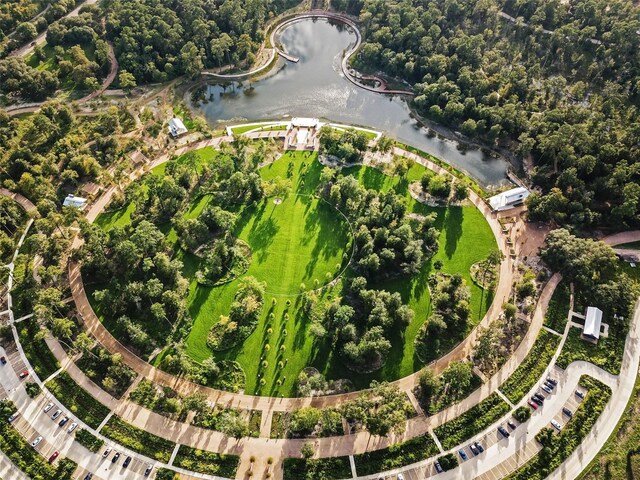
188 19 511 188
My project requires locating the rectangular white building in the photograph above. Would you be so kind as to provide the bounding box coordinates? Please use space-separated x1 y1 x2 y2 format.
488 187 530 212
168 117 188 137
62 194 87 210
583 306 603 341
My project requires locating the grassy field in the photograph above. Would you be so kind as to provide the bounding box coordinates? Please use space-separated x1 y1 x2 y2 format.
94 146 496 396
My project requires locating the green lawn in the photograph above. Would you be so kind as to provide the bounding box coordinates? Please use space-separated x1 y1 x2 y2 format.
94 146 497 396
231 123 274 134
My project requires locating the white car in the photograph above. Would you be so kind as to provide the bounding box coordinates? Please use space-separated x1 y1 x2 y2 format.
31 436 43 448
103 447 112 457
51 409 62 420
8 412 18 422
541 384 553 394
44 402 54 413
397 474 405 480
551 419 562 430
67 422 78 433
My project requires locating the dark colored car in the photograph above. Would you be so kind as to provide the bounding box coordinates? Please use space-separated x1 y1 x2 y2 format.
507 420 517 430
544 381 555 390
562 407 573 418
144 465 153 476
83 474 93 480
58 416 69 427
547 377 558 386
534 392 545 402
459 449 468 460
576 390 585 399
532 396 544 406
498 426 510 438
474 442 484 453
123 456 132 468
469 443 479 455
434 461 443 473
0 356 6 365
112 452 120 464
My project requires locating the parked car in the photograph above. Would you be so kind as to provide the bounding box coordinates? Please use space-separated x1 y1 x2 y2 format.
144 465 153 477
44 402 54 413
541 384 553 394
434 461 443 473
576 390 585 399
544 381 555 390
48 451 59 463
103 447 112 458
474 442 484 453
459 449 468 460
551 419 562 430
8 412 18 422
397 474 405 480
498 426 510 438
51 409 62 420
547 377 558 386
112 452 120 464
534 392 545 402
528 399 539 409
123 456 132 468
469 443 479 455
19 370 28 379
58 416 69 427
83 474 93 480
563 407 574 418
507 420 517 430
67 422 78 433
532 396 544 406
31 436 43 448
0 356 6 365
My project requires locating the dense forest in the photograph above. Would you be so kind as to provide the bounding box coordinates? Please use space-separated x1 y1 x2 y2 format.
335 0 640 231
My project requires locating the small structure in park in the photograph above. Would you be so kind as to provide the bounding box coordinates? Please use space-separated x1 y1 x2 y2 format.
168 117 188 138
488 187 530 212
62 194 87 210
285 117 321 150
582 306 608 343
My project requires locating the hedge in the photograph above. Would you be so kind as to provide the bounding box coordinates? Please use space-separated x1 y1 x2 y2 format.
17 319 60 380
500 330 561 403
101 416 175 462
434 393 510 450
353 434 439 476
543 283 570 332
74 428 104 453
556 328 625 375
173 445 239 478
45 371 110 429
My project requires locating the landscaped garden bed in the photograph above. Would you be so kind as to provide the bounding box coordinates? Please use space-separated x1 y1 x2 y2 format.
543 282 570 332
556 327 625 375
434 393 510 450
173 445 239 478
500 330 561 403
101 416 175 462
283 456 352 479
17 318 60 380
353 434 439 476
45 371 110 429
74 428 105 453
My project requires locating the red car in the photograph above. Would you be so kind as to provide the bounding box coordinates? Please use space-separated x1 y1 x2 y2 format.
18 370 28 379
48 451 60 463
528 399 539 410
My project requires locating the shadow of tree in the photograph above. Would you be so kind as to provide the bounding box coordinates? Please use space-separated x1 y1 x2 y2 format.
444 206 464 259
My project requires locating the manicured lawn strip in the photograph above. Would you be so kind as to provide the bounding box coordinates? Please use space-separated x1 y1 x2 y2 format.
543 282 571 332
500 330 561 403
17 319 60 380
556 327 625 375
74 429 104 453
434 393 510 450
45 372 110 429
101 416 174 462
284 457 352 480
231 123 277 134
173 445 239 478
0 402 78 479
353 434 439 476
507 376 611 480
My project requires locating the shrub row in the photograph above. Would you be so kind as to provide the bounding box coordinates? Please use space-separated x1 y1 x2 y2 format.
353 434 439 476
283 457 352 480
100 416 175 462
434 393 510 450
74 428 104 453
173 445 239 478
543 283 570 332
500 330 561 403
17 319 60 380
45 371 110 429
556 328 625 375
507 376 612 480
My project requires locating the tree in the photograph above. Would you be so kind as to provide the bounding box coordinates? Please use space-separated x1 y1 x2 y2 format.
118 70 137 91
218 412 249 438
301 442 315 459
179 42 204 79
289 407 321 436
440 361 473 398
418 367 441 403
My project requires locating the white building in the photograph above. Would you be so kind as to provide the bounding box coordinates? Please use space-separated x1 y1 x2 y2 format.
582 306 603 341
168 117 188 138
62 194 87 210
488 187 530 212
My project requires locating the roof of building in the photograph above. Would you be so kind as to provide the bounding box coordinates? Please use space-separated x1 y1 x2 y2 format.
62 194 87 209
168 117 188 137
81 182 101 196
488 187 530 211
583 306 603 339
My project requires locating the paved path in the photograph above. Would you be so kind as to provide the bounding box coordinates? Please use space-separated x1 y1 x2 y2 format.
77 41 118 103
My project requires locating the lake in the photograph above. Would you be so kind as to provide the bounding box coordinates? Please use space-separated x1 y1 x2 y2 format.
187 18 512 188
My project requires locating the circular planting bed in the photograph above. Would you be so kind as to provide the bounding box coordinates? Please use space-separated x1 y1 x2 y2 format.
86 139 497 398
